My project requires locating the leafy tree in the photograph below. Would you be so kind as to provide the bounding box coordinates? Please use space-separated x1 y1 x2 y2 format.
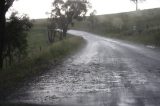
49 0 91 40
0 0 15 68
131 0 146 11
4 12 32 66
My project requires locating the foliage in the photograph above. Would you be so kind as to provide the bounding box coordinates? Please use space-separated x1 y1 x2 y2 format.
47 0 91 41
0 18 85 99
4 12 32 66
0 35 85 99
0 0 15 68
74 8 160 46
0 0 15 13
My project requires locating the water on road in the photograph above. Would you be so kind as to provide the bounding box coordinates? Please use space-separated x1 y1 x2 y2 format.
7 30 160 106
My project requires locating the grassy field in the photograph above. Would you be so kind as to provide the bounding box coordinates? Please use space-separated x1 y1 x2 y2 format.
0 19 85 99
73 8 160 46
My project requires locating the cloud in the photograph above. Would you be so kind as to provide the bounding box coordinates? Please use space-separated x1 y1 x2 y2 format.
7 0 160 19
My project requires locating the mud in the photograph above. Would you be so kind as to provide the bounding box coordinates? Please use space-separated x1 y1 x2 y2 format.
5 30 160 106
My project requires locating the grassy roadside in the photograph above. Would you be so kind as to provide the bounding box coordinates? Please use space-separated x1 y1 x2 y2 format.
73 25 160 47
73 8 160 47
0 19 86 100
92 31 160 47
0 36 85 100
74 21 160 47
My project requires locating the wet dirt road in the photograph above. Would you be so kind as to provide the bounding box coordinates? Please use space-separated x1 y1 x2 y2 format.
7 30 160 106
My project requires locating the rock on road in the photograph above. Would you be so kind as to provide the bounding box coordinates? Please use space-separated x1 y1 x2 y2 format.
7 30 160 106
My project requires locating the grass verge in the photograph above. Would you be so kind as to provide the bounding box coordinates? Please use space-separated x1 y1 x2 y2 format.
0 35 85 100
100 32 160 47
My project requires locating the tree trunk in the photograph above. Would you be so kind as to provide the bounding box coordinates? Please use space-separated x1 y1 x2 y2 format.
8 47 13 66
48 30 52 43
0 0 6 69
63 24 68 38
63 29 67 38
53 31 56 42
51 30 53 42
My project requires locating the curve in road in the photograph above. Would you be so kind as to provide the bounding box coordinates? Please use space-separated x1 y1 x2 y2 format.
7 30 160 106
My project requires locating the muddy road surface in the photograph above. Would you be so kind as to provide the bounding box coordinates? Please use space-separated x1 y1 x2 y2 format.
6 30 160 106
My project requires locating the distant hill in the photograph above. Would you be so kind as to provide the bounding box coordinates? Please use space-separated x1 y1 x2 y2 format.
73 8 160 46
33 8 160 46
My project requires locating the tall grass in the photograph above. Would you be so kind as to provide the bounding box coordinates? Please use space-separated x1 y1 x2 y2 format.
0 19 85 99
0 36 85 99
74 8 160 46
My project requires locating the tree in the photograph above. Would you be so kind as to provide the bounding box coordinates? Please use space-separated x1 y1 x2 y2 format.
4 12 32 65
130 0 146 11
0 0 15 69
49 0 91 39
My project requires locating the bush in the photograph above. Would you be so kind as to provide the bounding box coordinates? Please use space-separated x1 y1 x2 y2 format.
4 12 32 66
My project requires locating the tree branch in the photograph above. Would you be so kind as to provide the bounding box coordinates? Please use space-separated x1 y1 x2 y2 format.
4 0 15 13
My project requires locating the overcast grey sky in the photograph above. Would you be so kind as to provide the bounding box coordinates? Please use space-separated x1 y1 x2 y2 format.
7 0 160 19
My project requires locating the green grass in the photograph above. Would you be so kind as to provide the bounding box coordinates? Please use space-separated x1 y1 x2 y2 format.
73 8 160 46
27 20 48 57
0 20 85 99
0 36 85 99
99 31 160 46
120 33 160 46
